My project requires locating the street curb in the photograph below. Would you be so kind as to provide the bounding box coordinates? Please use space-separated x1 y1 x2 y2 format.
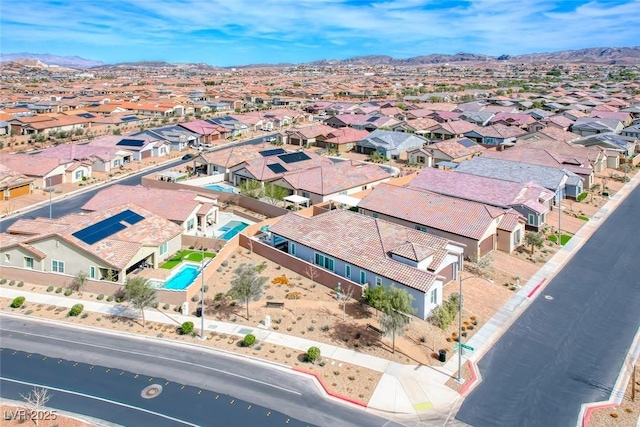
576 326 640 427
459 360 481 397
292 367 368 408
0 310 292 373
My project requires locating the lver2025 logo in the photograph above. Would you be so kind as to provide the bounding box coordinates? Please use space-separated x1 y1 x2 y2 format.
3 409 58 421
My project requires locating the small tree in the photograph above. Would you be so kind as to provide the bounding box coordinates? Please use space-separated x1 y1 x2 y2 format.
524 231 544 255
363 284 386 316
72 270 89 297
341 285 355 320
590 183 600 202
378 287 416 353
305 260 318 287
475 253 494 278
124 277 157 326
228 263 268 319
263 182 289 206
238 179 263 199
20 387 52 426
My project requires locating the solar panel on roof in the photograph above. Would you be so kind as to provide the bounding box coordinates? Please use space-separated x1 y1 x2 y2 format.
267 163 288 174
259 148 286 157
366 116 379 122
278 152 310 164
117 138 145 147
459 139 476 148
77 113 95 119
72 209 144 245
120 116 138 122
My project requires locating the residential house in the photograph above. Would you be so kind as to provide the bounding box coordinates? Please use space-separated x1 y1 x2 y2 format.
230 150 332 186
82 185 219 234
194 142 276 180
572 133 637 167
406 147 434 167
178 120 224 143
621 125 640 139
321 128 370 153
33 142 134 173
358 183 525 260
88 135 170 160
481 147 595 187
455 157 583 200
571 118 624 136
0 164 34 201
324 114 399 132
463 123 527 146
0 154 70 187
133 125 201 152
426 121 477 140
269 209 466 319
489 112 542 132
390 117 440 135
408 168 553 230
206 116 250 138
424 137 486 165
284 124 336 147
0 204 183 283
516 138 606 173
273 160 392 205
355 129 427 159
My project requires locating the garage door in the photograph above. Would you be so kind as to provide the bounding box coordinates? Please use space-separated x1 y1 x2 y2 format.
479 235 495 258
141 150 152 159
9 184 31 199
290 137 301 146
47 174 64 186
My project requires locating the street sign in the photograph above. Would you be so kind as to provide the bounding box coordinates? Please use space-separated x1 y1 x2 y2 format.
460 343 474 351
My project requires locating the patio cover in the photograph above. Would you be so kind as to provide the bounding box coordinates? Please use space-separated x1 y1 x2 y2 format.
328 194 361 207
156 170 188 182
284 194 310 206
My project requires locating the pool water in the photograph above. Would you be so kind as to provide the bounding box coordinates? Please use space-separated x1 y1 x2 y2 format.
218 220 249 240
163 264 200 290
203 184 237 193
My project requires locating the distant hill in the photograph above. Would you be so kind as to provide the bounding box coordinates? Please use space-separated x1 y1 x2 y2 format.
0 53 105 69
91 60 219 70
306 47 640 66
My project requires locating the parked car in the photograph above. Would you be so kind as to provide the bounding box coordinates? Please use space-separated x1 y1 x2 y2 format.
182 153 195 160
202 142 213 148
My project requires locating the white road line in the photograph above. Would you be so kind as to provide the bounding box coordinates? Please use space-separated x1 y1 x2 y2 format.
0 327 302 396
0 376 199 426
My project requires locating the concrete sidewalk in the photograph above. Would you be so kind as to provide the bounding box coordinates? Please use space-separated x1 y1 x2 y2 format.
0 287 458 418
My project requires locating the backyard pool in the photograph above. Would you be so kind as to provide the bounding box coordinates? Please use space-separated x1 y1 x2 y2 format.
218 220 249 240
203 184 237 193
163 263 201 290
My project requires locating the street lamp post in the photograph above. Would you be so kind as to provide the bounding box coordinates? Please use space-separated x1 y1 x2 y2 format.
48 177 52 219
457 272 493 383
199 232 206 340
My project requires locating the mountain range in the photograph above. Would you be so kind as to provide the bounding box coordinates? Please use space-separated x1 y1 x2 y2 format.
1 47 639 70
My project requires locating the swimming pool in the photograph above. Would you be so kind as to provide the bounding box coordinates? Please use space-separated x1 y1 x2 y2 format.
218 220 249 240
163 263 201 290
203 184 237 193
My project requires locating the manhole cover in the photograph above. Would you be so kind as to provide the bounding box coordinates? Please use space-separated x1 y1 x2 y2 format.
141 384 163 399
544 295 554 300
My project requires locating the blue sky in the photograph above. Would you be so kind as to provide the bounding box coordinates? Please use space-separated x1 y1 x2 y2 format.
1 0 639 66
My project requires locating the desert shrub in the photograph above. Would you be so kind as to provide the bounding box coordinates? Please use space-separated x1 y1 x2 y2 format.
80 313 89 319
306 346 321 364
201 285 209 293
106 295 114 302
242 334 256 347
46 286 54 292
254 262 267 273
191 294 200 302
221 260 229 267
68 304 84 316
64 289 73 296
180 321 194 335
0 278 6 284
428 293 460 329
308 325 315 332
10 296 25 308
272 276 289 285
577 192 588 202
321 325 330 332
214 292 224 301
97 294 104 300
8 280 15 286
17 281 24 287
163 303 170 310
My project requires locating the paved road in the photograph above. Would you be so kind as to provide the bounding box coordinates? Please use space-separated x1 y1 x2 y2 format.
0 316 401 427
456 186 640 427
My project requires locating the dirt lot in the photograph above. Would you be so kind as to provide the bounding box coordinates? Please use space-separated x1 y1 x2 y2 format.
588 363 640 427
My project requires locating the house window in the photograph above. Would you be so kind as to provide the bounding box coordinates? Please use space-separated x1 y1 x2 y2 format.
302 192 310 199
90 266 96 279
416 225 427 232
290 242 296 256
5 254 10 262
160 242 168 255
513 229 522 245
187 218 195 231
114 159 120 167
24 257 34 269
527 214 535 225
361 185 367 191
360 271 367 285
486 137 495 144
430 288 438 304
372 213 379 219
375 277 382 286
52 260 65 273
75 170 83 180
345 265 351 279
314 253 334 271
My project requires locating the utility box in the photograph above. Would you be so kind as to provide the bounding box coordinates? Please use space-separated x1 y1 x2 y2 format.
181 302 189 315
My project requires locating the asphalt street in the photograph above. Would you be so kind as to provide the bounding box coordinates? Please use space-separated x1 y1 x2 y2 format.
456 185 640 426
0 316 401 427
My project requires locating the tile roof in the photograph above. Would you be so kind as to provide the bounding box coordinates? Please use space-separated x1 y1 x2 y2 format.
269 209 460 293
4 203 183 269
481 147 593 177
427 137 486 159
242 151 333 181
497 210 524 232
408 168 552 214
0 164 33 190
281 160 391 195
0 153 68 177
199 142 272 168
82 185 217 222
358 183 505 240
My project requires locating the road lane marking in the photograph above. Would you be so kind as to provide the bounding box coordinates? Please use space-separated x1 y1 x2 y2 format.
0 376 199 426
0 327 301 395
